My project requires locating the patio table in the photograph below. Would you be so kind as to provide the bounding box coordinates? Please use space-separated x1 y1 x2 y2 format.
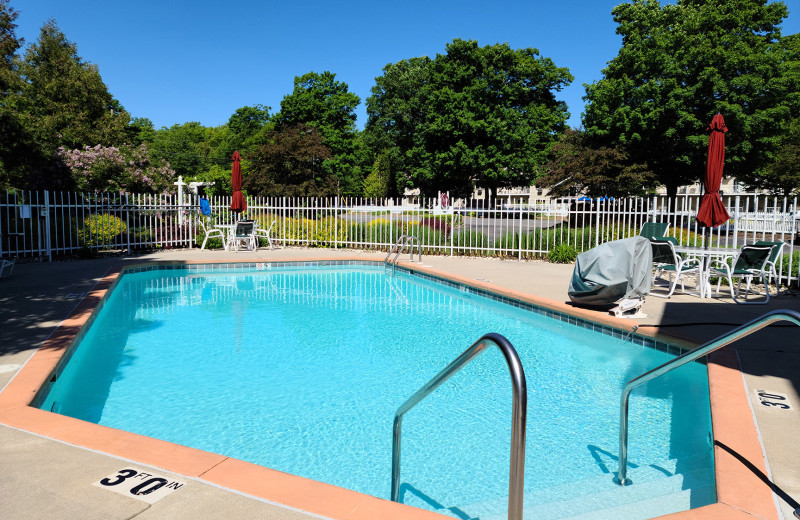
213 224 237 251
673 245 739 298
214 223 262 251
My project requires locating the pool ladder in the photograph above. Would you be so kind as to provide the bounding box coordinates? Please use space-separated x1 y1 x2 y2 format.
385 235 421 274
616 309 800 487
391 333 527 520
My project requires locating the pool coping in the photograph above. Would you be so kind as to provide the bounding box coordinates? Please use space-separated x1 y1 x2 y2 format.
0 258 779 520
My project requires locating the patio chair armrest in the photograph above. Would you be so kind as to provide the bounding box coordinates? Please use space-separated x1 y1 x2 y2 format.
709 260 732 276
678 257 702 270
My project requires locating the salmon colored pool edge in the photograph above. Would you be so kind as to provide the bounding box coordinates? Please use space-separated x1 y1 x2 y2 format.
0 258 778 520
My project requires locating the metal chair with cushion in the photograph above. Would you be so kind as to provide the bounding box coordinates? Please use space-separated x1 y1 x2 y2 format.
232 220 257 252
649 238 701 298
639 222 670 240
710 245 773 304
753 240 785 296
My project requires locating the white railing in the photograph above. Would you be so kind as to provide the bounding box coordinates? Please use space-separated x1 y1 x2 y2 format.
2 190 798 286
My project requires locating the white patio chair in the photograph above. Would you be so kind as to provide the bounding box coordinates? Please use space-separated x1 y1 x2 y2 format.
0 257 16 278
255 220 278 250
198 216 227 251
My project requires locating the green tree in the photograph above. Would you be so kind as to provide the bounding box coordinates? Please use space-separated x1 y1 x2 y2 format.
0 0 30 189
0 0 20 93
222 104 272 158
760 116 800 196
275 71 362 195
149 122 214 178
366 39 573 199
539 129 656 197
583 0 797 197
244 123 333 197
129 116 156 145
18 20 130 153
363 150 392 198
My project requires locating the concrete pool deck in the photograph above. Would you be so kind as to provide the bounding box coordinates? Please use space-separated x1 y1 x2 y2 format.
0 247 798 520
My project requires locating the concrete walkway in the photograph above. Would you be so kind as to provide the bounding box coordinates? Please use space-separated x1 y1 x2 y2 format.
0 247 798 519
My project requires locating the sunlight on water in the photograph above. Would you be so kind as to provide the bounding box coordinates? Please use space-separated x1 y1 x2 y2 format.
41 265 715 519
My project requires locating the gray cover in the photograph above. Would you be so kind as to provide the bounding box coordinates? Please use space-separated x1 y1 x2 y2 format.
568 236 653 306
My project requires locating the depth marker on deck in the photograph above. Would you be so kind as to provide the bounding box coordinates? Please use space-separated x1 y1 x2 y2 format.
94 467 186 504
754 390 794 411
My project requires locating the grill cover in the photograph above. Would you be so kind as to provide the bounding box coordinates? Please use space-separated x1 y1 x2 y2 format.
568 236 653 306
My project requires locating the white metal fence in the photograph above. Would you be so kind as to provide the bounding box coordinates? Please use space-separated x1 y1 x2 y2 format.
2 190 798 285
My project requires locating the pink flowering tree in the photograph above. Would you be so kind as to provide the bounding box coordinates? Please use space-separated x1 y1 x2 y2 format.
57 143 175 193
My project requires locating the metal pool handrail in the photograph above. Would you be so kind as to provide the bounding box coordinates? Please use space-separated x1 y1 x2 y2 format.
384 235 421 274
616 309 800 486
391 333 527 520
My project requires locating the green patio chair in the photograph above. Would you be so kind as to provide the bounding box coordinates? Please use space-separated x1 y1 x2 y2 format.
639 222 670 240
753 240 785 296
649 239 701 298
710 245 773 304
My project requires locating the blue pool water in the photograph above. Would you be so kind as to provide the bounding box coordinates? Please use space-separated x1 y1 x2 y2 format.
40 264 715 519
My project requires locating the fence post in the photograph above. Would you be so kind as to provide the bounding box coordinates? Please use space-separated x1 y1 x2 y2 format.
125 193 132 254
334 196 339 250
42 191 51 261
517 206 523 261
451 204 455 257
732 196 740 250
594 200 601 249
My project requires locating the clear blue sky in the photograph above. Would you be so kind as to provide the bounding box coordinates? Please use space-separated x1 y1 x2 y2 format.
13 0 800 131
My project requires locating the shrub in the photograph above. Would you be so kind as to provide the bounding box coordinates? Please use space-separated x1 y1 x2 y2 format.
407 223 448 253
420 217 451 236
494 232 529 252
312 217 348 246
548 243 579 264
780 251 800 287
452 230 490 256
76 213 127 248
195 230 223 249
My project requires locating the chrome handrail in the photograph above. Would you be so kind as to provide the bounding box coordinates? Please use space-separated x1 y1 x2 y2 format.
616 309 800 486
391 333 527 520
384 235 421 274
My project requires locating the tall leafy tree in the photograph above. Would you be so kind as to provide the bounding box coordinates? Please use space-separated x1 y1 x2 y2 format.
583 0 796 197
540 129 656 197
0 0 20 93
149 122 216 179
366 39 573 198
760 116 800 196
18 20 130 155
0 0 28 189
222 104 272 158
275 71 361 195
244 123 333 197
363 150 392 198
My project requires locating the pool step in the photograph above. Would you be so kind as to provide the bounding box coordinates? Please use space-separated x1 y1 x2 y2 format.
432 454 714 520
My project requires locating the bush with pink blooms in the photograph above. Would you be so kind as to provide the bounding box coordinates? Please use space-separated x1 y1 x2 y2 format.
57 143 175 193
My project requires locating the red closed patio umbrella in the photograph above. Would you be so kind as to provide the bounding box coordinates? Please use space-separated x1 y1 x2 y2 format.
229 150 246 215
696 114 731 228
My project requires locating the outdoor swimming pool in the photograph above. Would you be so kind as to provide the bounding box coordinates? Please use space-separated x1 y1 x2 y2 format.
37 263 715 519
